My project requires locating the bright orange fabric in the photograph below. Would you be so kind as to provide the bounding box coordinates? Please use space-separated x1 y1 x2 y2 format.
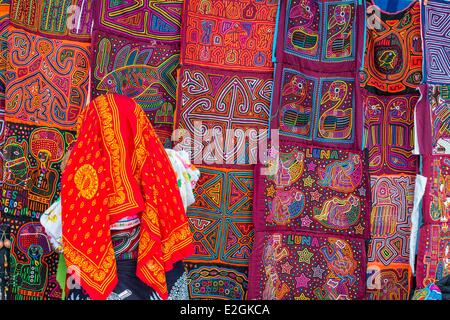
61 94 193 299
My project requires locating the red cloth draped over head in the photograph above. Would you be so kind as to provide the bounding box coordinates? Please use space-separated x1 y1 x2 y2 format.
61 94 193 300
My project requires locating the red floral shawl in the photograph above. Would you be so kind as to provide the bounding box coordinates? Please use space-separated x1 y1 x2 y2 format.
61 94 193 299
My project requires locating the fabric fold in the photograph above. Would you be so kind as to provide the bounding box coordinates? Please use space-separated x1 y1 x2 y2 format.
61 94 193 300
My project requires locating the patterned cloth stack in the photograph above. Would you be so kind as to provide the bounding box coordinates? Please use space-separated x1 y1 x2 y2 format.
174 0 278 300
413 0 450 298
362 0 421 300
248 0 371 300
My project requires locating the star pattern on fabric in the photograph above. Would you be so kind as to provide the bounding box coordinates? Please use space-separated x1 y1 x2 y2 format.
281 261 293 274
312 265 325 279
306 161 317 172
295 293 310 300
295 273 310 288
358 186 366 197
310 190 321 202
266 185 276 197
303 175 315 187
297 247 314 264
300 215 313 227
354 224 365 235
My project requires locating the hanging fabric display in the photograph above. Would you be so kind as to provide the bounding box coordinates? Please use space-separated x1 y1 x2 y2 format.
413 0 450 296
0 0 8 194
0 0 10 301
249 0 369 301
361 0 422 300
1 0 92 300
421 0 450 85
0 0 449 302
176 0 278 300
181 0 276 73
250 230 367 300
271 0 366 150
251 140 371 237
0 0 7 147
249 137 371 300
361 1 422 95
415 155 450 288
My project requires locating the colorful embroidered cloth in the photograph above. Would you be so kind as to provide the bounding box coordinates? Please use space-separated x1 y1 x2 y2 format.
248 231 367 300
174 65 273 164
176 0 277 301
415 155 449 290
5 27 90 131
183 165 254 299
61 94 193 300
361 0 422 95
6 220 62 299
362 1 422 300
275 0 365 73
271 63 362 149
181 0 278 72
0 3 8 192
367 175 415 265
416 224 450 289
2 124 70 212
363 88 419 174
3 21 89 305
250 0 369 300
93 0 182 44
421 155 450 225
1 121 70 300
10 0 92 43
249 137 370 300
90 30 180 144
252 139 371 238
414 0 450 294
415 84 450 155
365 174 415 299
421 0 450 85
0 3 7 104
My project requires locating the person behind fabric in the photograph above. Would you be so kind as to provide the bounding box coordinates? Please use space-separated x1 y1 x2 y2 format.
58 94 194 300
41 130 200 300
